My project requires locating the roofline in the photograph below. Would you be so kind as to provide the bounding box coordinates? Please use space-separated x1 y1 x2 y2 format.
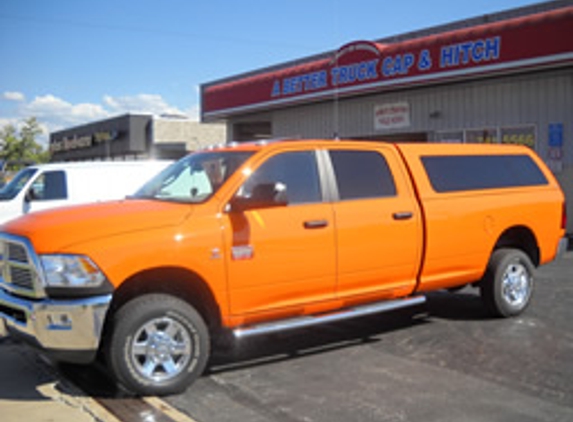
201 0 573 88
50 113 153 137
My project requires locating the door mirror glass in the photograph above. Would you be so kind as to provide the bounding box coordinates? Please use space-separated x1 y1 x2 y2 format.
230 182 288 212
24 186 41 202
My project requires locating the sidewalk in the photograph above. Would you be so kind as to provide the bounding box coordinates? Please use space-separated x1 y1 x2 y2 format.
0 321 119 422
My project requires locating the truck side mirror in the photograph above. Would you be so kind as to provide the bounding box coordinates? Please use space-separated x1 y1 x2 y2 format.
24 187 39 202
229 182 288 212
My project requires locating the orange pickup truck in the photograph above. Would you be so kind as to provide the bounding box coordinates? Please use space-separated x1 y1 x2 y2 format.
0 140 567 395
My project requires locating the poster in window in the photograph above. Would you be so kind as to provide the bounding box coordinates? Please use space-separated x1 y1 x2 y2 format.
465 128 498 144
374 102 410 131
501 126 536 148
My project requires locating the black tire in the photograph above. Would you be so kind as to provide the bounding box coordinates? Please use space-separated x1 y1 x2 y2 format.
105 294 210 396
480 248 535 318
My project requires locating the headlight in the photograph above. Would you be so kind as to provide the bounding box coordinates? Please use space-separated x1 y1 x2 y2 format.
40 254 106 288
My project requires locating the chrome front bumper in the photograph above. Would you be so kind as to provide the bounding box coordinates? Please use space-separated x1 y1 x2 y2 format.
0 288 111 363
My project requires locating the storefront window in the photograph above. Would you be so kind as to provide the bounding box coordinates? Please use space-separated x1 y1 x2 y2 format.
465 128 498 144
435 131 464 143
500 126 536 148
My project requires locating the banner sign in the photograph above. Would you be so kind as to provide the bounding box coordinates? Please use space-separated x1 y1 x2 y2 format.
202 7 573 119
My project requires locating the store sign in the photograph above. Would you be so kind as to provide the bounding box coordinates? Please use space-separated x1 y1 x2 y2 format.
269 37 500 101
202 8 573 119
50 130 119 152
50 135 92 152
374 102 410 130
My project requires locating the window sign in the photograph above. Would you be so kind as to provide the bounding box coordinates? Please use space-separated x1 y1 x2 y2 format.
465 128 498 144
547 123 563 173
501 126 536 148
548 123 563 147
374 102 410 131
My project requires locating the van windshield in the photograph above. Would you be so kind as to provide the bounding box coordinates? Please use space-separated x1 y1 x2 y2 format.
133 150 254 203
0 167 38 200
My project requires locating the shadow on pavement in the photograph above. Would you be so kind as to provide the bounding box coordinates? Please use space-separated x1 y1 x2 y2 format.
0 337 55 402
1 289 493 401
207 306 431 375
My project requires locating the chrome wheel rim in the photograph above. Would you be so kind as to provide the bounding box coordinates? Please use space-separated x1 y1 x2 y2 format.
130 316 192 383
501 262 531 308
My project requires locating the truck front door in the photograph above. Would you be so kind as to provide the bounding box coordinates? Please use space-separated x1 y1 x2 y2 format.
24 170 69 214
224 149 336 316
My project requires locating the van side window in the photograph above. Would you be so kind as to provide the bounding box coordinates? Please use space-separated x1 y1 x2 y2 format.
421 155 549 193
242 151 322 205
329 150 397 200
30 171 68 200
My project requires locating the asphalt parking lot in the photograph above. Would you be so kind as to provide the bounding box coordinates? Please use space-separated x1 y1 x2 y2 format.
1 251 572 422
167 251 573 422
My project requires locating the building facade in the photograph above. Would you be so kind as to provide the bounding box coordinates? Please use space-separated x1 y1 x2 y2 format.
200 1 573 232
49 114 226 162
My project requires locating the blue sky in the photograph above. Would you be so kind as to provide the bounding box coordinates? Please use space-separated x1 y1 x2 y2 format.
0 0 544 145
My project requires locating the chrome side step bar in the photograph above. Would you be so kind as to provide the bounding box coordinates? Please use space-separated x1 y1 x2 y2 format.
233 296 426 339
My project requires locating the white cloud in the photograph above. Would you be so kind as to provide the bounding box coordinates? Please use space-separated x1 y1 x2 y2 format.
3 91 25 102
103 94 185 116
23 95 109 124
1 92 197 148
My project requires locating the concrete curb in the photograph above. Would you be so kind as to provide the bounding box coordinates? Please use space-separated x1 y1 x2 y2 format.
0 335 120 422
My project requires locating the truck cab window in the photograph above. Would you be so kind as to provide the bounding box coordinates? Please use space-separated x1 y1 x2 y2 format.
29 171 68 200
241 151 322 205
0 167 38 200
329 150 397 200
134 151 254 203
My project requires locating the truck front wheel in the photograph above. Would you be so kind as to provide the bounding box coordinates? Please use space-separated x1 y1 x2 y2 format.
105 293 210 396
480 248 535 317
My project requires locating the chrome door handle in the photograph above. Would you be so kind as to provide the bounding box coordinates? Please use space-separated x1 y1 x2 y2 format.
392 212 413 220
304 220 329 229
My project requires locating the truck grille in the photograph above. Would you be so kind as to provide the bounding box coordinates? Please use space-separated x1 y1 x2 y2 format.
9 266 34 289
8 243 28 263
0 235 42 297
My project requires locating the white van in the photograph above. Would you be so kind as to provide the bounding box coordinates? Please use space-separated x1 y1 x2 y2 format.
0 160 172 224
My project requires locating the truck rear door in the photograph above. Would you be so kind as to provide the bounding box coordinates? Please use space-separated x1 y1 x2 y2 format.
325 145 423 301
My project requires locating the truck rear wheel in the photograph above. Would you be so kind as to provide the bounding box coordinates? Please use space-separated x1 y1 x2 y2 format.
480 248 535 317
105 293 210 396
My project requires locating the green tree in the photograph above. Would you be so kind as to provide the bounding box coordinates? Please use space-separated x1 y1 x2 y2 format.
0 117 50 171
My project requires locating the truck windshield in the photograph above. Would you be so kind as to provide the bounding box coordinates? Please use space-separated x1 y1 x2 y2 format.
0 167 38 200
133 150 254 203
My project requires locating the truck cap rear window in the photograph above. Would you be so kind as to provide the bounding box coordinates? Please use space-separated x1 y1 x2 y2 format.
421 154 548 193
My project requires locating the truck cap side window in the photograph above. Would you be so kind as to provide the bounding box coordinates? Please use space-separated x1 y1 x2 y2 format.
329 150 397 200
421 154 549 193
